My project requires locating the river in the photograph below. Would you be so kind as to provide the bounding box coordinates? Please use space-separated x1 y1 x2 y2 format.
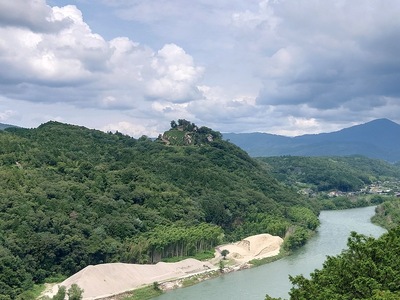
154 206 387 300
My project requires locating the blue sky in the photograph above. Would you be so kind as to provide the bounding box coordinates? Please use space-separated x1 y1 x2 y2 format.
0 0 400 137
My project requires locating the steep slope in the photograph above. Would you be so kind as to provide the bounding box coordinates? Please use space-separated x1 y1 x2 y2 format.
0 121 317 299
224 119 400 161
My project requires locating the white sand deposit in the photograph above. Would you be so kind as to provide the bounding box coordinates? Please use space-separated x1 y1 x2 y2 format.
44 259 214 299
41 233 282 300
218 233 283 263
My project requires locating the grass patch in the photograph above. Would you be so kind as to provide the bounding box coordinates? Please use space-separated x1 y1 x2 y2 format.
182 276 200 287
45 274 68 283
248 250 289 267
163 130 186 145
193 250 215 261
19 284 47 299
181 270 220 288
222 258 236 266
121 285 163 300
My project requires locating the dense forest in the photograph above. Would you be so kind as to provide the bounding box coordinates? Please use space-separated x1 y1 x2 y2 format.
259 156 400 192
0 120 319 299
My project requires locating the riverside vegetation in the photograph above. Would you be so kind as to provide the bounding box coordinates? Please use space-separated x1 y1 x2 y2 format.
262 156 400 299
0 120 319 299
265 225 400 300
259 155 400 210
259 155 400 193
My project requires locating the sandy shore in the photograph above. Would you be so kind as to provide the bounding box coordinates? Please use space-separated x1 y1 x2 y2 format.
218 233 283 263
41 233 283 300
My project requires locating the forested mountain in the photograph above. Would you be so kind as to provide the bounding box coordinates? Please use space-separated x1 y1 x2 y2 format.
0 121 318 299
259 155 400 192
224 119 400 162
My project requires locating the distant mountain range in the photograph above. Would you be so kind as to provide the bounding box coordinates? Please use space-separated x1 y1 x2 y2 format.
223 119 400 162
3 119 399 161
0 123 18 130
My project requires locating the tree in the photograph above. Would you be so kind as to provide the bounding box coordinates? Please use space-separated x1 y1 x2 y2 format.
153 281 160 291
221 249 229 260
219 260 225 273
52 286 66 300
67 284 83 300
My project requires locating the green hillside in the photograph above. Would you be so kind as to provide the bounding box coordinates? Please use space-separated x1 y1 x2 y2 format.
259 155 400 192
0 121 318 299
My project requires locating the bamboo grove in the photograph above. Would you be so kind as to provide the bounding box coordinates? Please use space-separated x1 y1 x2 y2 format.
125 224 224 263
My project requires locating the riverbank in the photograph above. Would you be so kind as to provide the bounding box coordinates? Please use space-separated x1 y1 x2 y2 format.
150 207 386 300
157 234 283 293
40 234 283 300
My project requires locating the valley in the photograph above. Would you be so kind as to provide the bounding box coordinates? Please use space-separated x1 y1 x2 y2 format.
0 119 399 299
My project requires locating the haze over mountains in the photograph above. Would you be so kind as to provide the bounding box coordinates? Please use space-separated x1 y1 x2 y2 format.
224 119 400 162
0 123 17 130
2 118 399 162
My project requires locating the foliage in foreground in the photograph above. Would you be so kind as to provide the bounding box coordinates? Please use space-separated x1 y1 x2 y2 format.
40 284 83 300
266 227 400 299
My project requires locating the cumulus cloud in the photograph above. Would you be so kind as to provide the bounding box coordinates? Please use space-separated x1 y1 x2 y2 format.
100 0 400 134
2 0 400 136
0 109 17 122
106 0 233 23
145 44 204 102
253 0 400 112
102 120 161 138
0 0 71 33
0 1 204 111
0 5 106 86
231 0 280 31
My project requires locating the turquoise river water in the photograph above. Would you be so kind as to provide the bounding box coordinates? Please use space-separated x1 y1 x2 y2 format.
154 206 387 300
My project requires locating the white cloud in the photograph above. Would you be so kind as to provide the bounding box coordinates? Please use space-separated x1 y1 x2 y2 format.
0 109 17 122
186 85 262 131
2 0 400 137
276 116 320 136
231 0 280 31
145 44 204 102
102 121 160 138
0 5 102 86
0 0 71 33
0 2 204 111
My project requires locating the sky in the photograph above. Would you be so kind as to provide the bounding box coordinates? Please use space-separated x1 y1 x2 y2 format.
0 0 400 137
